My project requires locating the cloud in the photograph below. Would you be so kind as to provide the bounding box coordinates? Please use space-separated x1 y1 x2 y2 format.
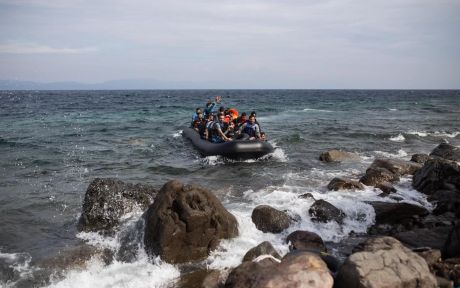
0 43 98 54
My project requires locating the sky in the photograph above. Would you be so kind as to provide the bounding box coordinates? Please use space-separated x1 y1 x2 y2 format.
0 0 459 89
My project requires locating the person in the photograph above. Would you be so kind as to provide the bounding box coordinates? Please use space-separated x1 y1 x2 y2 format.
191 109 203 131
260 132 267 141
235 112 247 129
224 121 236 138
191 108 203 122
202 113 214 140
239 114 261 140
250 111 261 129
210 113 231 143
203 96 222 118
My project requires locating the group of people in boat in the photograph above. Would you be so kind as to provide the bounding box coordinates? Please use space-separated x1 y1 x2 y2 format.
190 96 267 143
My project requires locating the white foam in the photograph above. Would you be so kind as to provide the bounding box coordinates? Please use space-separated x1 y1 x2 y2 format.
432 131 459 138
302 108 333 113
172 130 183 138
0 250 35 287
389 134 405 142
389 108 398 111
407 130 428 137
374 149 408 159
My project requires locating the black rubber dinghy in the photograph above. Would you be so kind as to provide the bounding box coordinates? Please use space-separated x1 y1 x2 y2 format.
183 127 274 160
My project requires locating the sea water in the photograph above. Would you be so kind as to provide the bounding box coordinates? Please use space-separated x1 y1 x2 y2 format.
1 90 459 287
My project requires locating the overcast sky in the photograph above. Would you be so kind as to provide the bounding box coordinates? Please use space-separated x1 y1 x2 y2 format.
0 0 459 88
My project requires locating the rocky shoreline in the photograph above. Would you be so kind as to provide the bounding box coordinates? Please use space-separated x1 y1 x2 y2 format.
37 143 460 287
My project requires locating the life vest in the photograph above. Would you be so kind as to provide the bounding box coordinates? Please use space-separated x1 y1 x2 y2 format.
243 122 258 138
210 121 225 143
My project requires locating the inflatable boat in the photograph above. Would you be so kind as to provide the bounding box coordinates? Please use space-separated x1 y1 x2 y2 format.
183 127 274 160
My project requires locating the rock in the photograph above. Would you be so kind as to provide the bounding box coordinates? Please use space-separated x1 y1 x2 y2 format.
335 236 437 288
176 269 223 288
432 258 460 286
251 205 291 233
225 251 333 288
395 227 452 250
77 178 157 232
428 190 460 216
319 149 360 162
327 177 364 191
413 158 460 195
375 182 397 194
442 222 460 259
360 167 400 186
371 158 423 176
309 199 345 224
286 230 326 253
416 248 442 267
299 193 316 201
430 143 460 162
411 153 432 164
435 276 454 288
368 201 429 225
242 241 281 262
143 180 238 264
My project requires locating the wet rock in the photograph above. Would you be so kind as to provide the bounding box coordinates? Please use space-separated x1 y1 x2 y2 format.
286 230 326 253
319 149 360 162
251 205 291 233
360 167 400 186
116 218 145 262
413 159 460 195
371 158 422 176
78 178 157 232
432 258 460 286
367 201 429 225
416 248 442 267
428 190 460 216
242 241 281 262
395 227 452 250
144 180 238 264
411 153 432 164
335 236 437 288
299 193 316 201
177 269 223 288
309 199 345 224
430 143 460 162
442 222 460 259
225 251 333 288
327 177 364 191
375 181 397 194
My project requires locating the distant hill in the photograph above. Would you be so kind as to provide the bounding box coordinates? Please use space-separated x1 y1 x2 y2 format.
0 79 221 90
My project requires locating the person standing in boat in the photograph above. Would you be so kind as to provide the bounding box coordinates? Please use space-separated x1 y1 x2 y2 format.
210 113 231 143
239 114 261 140
203 96 222 118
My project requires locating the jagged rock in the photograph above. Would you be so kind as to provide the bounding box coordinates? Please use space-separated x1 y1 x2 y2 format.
442 222 460 259
243 241 281 262
368 201 429 225
251 205 291 233
375 182 396 194
78 178 157 232
286 230 326 253
360 167 400 186
335 237 437 288
413 159 460 195
430 143 460 162
309 199 345 224
319 150 360 162
225 251 333 288
143 180 238 264
411 153 432 164
327 177 364 191
395 227 452 250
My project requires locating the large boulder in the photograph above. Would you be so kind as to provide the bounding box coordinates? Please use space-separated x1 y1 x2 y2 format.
319 150 360 162
78 178 157 232
309 199 345 224
395 227 452 250
242 241 281 262
442 222 460 259
286 230 326 253
371 159 422 176
143 180 238 264
430 143 460 162
428 190 460 216
335 237 437 288
368 201 429 225
413 159 460 195
327 177 364 191
251 205 291 233
225 251 333 288
360 167 400 186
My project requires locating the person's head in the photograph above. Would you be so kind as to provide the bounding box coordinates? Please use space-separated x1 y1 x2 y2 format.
206 100 212 107
248 115 256 124
207 114 214 121
196 108 203 118
261 132 266 140
218 113 225 122
228 121 235 128
250 111 256 117
219 106 225 113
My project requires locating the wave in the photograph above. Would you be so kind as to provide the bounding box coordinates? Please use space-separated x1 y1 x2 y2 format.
302 108 333 113
407 130 459 138
172 130 183 138
389 134 405 142
374 149 408 159
0 250 35 287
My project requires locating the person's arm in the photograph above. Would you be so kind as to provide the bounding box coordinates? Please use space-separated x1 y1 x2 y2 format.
216 124 230 141
254 124 261 138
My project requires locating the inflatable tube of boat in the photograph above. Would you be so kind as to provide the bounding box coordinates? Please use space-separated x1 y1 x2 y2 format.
183 127 274 160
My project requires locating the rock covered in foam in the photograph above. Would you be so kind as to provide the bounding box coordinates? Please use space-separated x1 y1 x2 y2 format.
226 251 333 288
251 205 291 234
143 180 238 264
78 178 157 232
242 241 281 262
327 177 364 191
309 199 345 224
335 236 437 288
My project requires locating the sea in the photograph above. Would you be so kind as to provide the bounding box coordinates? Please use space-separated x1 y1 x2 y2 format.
0 90 459 287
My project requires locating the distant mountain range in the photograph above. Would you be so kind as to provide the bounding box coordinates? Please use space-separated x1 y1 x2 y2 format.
0 79 229 90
